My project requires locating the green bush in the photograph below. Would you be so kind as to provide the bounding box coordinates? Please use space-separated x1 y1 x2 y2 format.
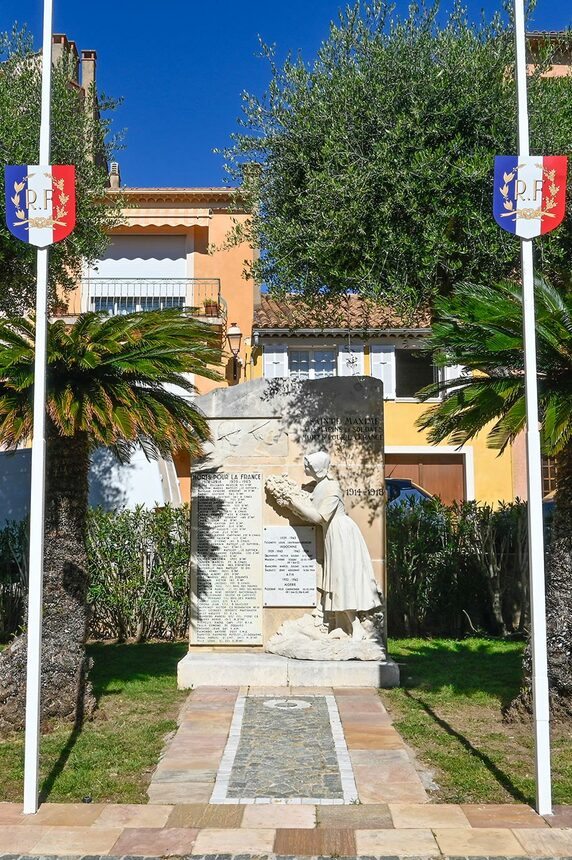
86 505 191 641
0 497 533 643
0 519 28 641
387 498 529 637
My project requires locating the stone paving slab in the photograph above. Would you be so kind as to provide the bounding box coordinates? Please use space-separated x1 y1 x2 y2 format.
1 811 572 856
2 687 572 857
148 687 428 806
273 826 356 855
316 803 393 829
3 854 572 860
461 806 549 829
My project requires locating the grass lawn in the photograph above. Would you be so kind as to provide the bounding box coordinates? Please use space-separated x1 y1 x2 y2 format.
0 642 188 803
2 637 571 806
383 637 572 805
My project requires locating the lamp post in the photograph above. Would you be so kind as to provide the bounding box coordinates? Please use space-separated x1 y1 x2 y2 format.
227 322 242 382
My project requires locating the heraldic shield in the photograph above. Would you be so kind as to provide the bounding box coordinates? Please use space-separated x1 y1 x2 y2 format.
493 156 567 240
4 165 76 248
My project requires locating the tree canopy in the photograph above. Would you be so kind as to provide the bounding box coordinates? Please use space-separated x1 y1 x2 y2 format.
0 27 123 314
224 1 572 312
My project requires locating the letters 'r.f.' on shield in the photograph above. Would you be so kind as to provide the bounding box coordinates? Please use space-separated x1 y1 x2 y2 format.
493 156 567 239
4 165 76 248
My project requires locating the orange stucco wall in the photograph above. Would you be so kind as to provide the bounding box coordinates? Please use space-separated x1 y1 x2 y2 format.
67 190 255 501
192 210 255 394
64 190 255 395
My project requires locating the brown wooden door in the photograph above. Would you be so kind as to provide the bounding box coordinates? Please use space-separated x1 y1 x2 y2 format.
385 453 465 505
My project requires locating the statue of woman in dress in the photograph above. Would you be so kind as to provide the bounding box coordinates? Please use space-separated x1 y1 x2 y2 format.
266 451 382 642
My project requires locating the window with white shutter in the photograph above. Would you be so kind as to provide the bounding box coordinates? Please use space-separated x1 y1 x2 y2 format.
370 345 396 399
337 343 365 376
263 344 288 378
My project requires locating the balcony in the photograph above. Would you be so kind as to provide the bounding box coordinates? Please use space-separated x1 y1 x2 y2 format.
81 278 227 327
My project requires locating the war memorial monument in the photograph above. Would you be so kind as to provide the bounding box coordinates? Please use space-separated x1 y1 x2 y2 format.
177 376 399 688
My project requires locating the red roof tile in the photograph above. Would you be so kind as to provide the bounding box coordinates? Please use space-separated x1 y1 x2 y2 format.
253 295 431 332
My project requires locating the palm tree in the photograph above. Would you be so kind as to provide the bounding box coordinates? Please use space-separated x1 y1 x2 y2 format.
0 309 222 731
417 278 572 717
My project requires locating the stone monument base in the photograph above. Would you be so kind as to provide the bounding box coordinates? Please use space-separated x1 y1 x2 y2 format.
177 650 399 689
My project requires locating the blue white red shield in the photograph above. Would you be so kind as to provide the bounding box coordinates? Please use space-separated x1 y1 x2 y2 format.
4 165 76 248
493 156 567 239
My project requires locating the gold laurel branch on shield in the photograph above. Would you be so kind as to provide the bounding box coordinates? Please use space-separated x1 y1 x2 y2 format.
13 175 68 229
11 180 26 224
499 165 560 220
499 169 516 218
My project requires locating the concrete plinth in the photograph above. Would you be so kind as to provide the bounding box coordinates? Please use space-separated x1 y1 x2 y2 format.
177 650 399 689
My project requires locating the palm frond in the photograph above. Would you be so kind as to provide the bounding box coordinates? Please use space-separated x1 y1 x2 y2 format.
418 277 572 458
0 309 223 458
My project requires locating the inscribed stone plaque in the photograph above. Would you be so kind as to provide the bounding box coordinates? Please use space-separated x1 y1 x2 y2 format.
263 525 317 607
191 471 263 644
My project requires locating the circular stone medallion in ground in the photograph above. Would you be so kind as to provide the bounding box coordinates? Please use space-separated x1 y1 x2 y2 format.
263 698 312 711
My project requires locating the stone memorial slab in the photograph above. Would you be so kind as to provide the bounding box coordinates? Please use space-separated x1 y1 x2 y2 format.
191 471 263 645
263 525 316 607
179 376 398 688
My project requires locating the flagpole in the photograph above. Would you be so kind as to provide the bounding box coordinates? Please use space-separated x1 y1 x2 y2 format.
23 0 53 815
514 0 552 816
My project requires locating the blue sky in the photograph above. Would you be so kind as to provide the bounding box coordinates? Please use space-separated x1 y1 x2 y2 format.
1 1 571 187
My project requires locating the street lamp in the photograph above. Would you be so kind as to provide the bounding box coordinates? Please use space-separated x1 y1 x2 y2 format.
227 322 242 381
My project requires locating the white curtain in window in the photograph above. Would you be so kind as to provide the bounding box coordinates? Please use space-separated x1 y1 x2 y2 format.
289 349 311 379
313 349 336 378
443 363 466 394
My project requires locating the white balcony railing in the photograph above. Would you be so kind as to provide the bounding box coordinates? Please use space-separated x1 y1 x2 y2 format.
81 278 225 322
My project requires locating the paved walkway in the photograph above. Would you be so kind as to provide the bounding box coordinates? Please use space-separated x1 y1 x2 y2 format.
149 687 427 804
0 686 571 857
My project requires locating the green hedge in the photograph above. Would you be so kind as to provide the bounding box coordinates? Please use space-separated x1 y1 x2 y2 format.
0 498 533 642
0 506 192 642
387 498 530 637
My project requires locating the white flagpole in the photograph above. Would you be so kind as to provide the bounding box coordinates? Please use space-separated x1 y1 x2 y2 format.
514 0 552 816
23 0 53 815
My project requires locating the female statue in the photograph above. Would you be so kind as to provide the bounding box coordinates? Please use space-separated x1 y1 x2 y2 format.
266 451 382 641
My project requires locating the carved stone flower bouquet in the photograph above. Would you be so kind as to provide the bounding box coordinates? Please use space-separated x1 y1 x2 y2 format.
265 474 309 509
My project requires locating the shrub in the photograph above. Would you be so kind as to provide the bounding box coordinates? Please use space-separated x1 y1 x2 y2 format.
0 520 28 641
86 505 191 641
387 498 529 637
0 497 533 643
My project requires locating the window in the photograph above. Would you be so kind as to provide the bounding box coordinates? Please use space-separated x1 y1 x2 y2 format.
395 349 437 398
92 295 185 315
542 456 557 497
289 348 336 380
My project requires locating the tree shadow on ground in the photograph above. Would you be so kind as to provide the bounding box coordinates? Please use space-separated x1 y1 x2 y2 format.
39 642 186 801
403 689 529 804
391 637 524 708
87 641 188 701
387 638 531 805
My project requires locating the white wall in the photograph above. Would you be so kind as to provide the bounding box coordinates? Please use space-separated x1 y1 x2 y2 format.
0 451 32 525
0 448 169 526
